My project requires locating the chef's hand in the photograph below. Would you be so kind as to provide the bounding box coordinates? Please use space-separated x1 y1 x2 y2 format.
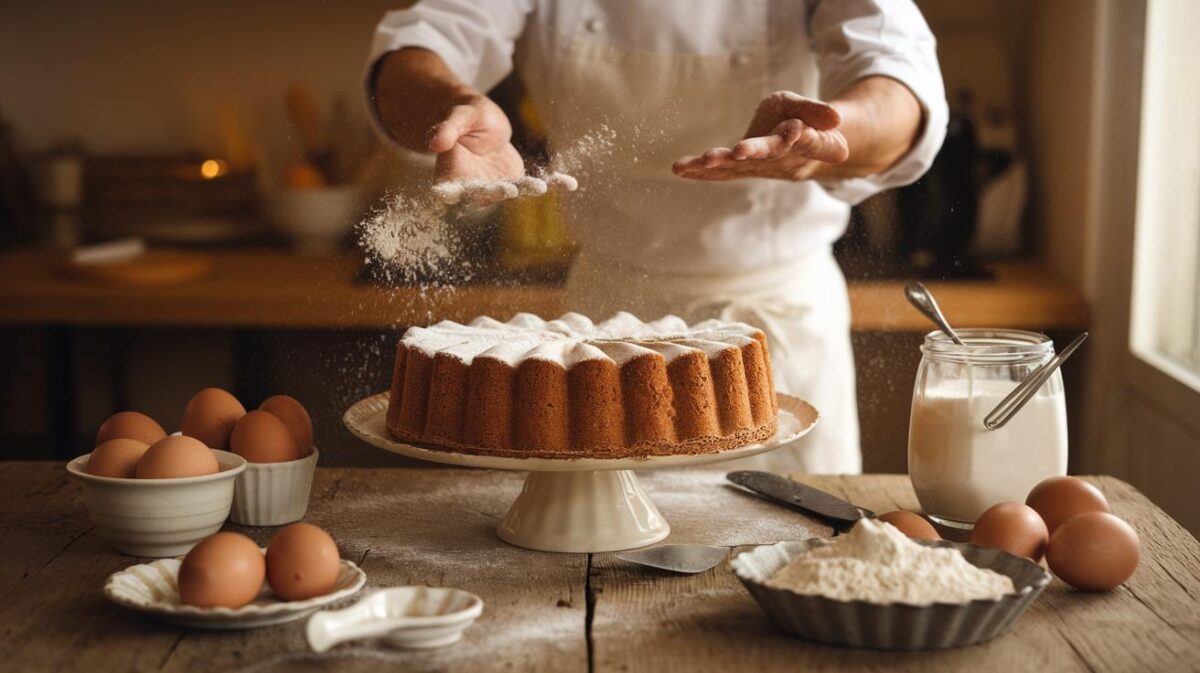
427 94 525 184
673 79 923 183
673 92 849 182
374 48 524 183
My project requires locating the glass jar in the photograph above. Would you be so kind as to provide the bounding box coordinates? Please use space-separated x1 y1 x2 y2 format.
908 329 1068 529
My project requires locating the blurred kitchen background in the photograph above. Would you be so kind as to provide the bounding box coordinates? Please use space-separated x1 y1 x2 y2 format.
1 1 1197 532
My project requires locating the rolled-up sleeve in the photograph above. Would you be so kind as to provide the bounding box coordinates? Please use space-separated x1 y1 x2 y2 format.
807 0 949 204
365 0 533 137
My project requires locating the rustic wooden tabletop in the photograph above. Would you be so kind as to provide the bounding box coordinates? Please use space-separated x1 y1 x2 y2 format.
3 463 1196 672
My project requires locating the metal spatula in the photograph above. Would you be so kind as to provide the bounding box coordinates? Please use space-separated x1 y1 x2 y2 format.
615 544 729 574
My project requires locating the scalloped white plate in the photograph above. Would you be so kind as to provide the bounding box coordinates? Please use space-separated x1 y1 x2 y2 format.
104 553 367 629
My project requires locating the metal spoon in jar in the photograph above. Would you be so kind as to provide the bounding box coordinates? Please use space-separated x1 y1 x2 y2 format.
983 332 1089 430
904 282 966 346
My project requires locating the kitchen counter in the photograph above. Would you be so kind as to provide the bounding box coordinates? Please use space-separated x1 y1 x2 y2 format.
0 248 1088 331
4 463 1196 672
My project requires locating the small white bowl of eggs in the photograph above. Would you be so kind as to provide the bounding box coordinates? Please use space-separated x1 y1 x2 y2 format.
68 387 320 556
67 431 247 558
179 390 320 527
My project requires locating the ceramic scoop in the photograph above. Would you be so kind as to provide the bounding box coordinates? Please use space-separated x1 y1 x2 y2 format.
306 586 483 651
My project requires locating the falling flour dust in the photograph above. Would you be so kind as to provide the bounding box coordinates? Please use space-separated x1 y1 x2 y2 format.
356 193 455 285
356 124 617 284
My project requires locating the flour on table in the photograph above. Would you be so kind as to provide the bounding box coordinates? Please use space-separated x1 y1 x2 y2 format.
767 518 1015 605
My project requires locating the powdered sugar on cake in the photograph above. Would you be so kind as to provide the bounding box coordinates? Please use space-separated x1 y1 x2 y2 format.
388 311 778 459
402 312 762 367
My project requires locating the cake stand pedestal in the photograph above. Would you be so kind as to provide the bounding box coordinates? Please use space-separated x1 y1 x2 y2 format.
344 393 818 553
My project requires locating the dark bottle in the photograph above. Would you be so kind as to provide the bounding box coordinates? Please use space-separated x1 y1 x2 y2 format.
898 90 980 278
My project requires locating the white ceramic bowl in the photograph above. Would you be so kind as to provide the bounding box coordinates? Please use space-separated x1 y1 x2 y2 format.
231 447 319 526
67 450 246 558
105 553 366 629
260 186 365 254
307 587 484 652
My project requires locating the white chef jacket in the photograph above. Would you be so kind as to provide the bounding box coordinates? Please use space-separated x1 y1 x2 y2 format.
367 0 948 275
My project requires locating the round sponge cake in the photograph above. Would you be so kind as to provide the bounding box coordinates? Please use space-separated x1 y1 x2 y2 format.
385 312 778 459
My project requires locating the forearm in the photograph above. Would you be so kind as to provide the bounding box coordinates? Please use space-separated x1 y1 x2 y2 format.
815 76 924 180
372 48 479 152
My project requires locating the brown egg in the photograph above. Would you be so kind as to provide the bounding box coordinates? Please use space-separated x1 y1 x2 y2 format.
1026 476 1111 534
86 438 150 478
178 532 266 608
266 523 340 601
230 410 302 463
876 510 940 540
1046 512 1140 591
135 435 220 479
96 411 167 446
971 502 1049 561
181 388 246 450
259 395 313 453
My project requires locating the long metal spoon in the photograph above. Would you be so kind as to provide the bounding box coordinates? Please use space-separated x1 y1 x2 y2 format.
905 282 965 346
984 332 1089 430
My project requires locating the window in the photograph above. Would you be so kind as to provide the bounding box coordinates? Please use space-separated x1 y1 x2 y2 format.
1131 0 1200 391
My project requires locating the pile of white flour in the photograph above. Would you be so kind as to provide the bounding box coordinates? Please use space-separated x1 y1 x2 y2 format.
767 518 1014 605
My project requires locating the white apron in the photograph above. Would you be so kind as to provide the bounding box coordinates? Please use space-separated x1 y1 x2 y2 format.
524 30 862 474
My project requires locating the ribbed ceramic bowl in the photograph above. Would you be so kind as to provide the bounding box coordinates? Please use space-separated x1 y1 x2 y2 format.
231 447 319 526
105 552 366 629
731 538 1051 650
67 450 246 558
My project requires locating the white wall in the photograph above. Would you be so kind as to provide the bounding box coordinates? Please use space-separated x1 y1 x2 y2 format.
1027 0 1101 299
0 1 400 176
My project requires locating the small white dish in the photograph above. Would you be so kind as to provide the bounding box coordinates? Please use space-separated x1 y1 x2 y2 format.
67 450 247 557
104 553 366 629
307 587 484 652
231 447 319 526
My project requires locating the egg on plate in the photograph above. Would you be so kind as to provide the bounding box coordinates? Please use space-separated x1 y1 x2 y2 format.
266 523 341 601
178 532 266 608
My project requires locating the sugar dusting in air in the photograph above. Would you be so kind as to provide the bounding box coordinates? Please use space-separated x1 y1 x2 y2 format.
356 194 456 286
355 123 618 286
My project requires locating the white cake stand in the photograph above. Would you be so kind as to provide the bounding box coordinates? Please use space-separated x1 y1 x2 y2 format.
344 393 818 553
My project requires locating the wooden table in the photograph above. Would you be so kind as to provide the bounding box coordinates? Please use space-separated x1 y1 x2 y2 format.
4 464 1196 672
0 249 1088 331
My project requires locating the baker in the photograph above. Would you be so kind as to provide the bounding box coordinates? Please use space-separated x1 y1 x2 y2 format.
366 1 948 474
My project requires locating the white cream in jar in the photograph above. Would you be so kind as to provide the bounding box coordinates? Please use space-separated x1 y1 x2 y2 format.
908 330 1068 527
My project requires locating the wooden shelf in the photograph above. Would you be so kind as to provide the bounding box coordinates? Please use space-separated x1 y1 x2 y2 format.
0 249 1087 331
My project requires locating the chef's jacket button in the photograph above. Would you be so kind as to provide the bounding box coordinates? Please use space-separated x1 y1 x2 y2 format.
585 17 605 33
732 51 752 67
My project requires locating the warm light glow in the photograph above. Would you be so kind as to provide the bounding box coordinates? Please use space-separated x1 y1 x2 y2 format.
199 159 227 180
